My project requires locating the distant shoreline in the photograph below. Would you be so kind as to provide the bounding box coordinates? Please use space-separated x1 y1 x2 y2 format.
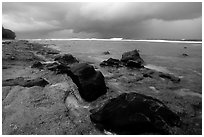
14 39 202 44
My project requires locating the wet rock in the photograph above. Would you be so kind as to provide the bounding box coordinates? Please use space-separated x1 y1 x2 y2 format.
121 49 144 68
100 58 123 68
126 60 144 68
46 63 72 76
182 53 188 57
46 50 60 55
2 41 12 45
45 62 61 71
53 63 107 102
31 61 44 69
90 92 181 134
158 72 180 83
102 51 110 55
69 63 107 102
54 54 79 65
143 69 180 83
2 77 49 87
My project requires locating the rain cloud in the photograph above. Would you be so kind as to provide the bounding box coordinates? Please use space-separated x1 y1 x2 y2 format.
2 2 202 39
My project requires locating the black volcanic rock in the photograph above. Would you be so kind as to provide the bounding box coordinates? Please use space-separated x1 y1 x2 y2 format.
31 61 44 69
69 63 107 102
102 51 110 55
100 58 123 68
54 54 79 65
158 72 180 83
121 49 144 68
2 27 16 39
90 92 181 134
2 77 49 87
126 60 144 68
50 62 107 102
182 53 189 57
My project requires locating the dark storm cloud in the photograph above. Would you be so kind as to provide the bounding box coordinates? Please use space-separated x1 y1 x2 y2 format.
2 2 202 39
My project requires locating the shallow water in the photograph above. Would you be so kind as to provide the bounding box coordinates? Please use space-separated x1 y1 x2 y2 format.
34 40 202 94
175 89 202 98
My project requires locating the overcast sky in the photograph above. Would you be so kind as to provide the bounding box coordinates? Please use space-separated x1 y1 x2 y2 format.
2 2 202 39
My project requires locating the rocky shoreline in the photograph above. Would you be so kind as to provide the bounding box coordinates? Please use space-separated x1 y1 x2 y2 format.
2 40 202 135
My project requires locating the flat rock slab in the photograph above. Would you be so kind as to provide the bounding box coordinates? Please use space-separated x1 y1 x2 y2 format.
2 77 49 87
2 79 101 135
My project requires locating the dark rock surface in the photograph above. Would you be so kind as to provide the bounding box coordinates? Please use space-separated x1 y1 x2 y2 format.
100 58 123 68
90 92 181 134
69 63 107 102
3 77 49 87
102 51 110 55
182 53 189 57
31 61 44 69
50 62 107 102
126 60 144 68
54 54 79 65
47 50 60 55
121 49 144 67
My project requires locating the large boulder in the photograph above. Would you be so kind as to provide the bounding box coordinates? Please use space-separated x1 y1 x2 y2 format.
69 63 107 102
121 49 144 68
54 54 79 65
100 58 123 68
90 92 181 134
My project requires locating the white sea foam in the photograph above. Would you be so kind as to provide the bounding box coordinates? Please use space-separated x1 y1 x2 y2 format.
21 38 202 44
144 64 171 73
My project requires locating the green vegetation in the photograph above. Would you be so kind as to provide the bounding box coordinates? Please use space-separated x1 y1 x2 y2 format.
2 26 16 39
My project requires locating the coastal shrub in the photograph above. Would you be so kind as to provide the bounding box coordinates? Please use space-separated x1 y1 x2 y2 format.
2 27 16 39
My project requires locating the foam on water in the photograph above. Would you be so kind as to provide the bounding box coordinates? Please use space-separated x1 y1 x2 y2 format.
175 89 202 98
24 38 202 44
144 64 171 73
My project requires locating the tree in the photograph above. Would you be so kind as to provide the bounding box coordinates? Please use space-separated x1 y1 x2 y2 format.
2 26 16 39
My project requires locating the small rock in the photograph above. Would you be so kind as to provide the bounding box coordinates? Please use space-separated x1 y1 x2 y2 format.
102 51 110 55
182 53 188 57
31 61 44 69
45 62 62 71
126 60 144 68
54 54 79 65
100 58 123 68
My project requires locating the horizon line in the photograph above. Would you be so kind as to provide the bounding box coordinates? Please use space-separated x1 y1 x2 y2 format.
16 38 202 44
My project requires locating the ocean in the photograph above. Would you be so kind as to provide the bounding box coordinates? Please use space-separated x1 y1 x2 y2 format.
29 39 202 94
